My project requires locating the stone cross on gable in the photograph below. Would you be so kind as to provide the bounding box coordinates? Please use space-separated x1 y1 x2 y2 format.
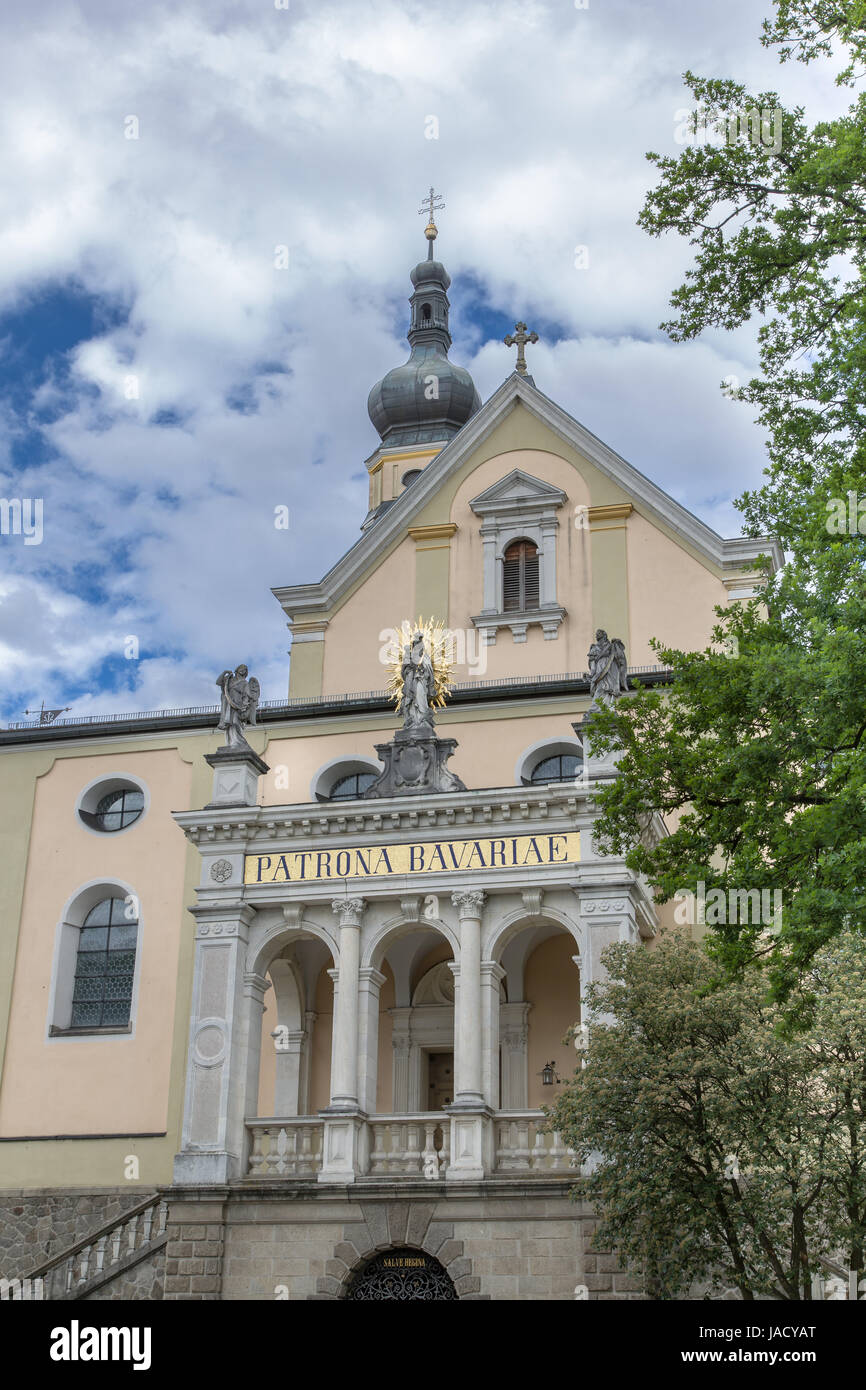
504 321 539 376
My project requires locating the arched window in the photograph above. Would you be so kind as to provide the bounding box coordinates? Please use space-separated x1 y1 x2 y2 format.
71 896 138 1029
421 302 432 321
529 753 581 785
311 757 383 802
330 772 377 801
502 539 539 612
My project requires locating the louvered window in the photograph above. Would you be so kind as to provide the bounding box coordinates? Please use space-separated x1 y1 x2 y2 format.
502 539 539 611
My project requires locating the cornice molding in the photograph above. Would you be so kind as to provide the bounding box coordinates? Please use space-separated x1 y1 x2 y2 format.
588 503 633 523
407 523 458 542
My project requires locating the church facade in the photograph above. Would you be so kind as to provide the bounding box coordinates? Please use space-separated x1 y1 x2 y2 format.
0 215 780 1301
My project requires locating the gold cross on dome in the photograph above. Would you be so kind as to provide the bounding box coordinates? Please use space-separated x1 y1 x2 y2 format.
504 322 539 376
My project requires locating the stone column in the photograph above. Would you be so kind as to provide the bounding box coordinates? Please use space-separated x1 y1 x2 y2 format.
539 515 559 607
272 1028 305 1116
480 521 498 613
326 897 365 1110
298 1010 317 1116
357 967 386 1114
499 1002 532 1109
480 961 506 1109
446 890 493 1182
174 903 265 1184
318 898 367 1183
451 890 485 1108
390 1008 412 1112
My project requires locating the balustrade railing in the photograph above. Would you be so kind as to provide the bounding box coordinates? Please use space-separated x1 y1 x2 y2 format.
494 1113 575 1172
246 1118 325 1178
244 1111 575 1178
368 1114 449 1178
15 1194 168 1301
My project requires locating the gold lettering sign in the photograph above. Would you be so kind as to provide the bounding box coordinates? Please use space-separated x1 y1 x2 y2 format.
244 832 580 885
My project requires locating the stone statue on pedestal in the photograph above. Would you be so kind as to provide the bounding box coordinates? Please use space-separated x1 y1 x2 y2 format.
587 630 630 707
216 665 260 749
364 618 466 797
398 632 436 730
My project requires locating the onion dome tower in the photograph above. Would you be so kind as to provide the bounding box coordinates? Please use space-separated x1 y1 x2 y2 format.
367 192 481 449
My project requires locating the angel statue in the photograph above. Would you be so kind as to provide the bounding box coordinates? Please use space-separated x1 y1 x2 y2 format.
398 632 436 730
216 664 260 748
587 630 630 706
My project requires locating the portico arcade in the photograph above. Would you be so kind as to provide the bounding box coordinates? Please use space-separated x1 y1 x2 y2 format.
172 774 658 1187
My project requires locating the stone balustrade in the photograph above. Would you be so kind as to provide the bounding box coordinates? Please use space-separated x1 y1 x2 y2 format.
368 1114 450 1177
244 1112 576 1178
18 1195 169 1300
494 1112 575 1172
246 1118 325 1178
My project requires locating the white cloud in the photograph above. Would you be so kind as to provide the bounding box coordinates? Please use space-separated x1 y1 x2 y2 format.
0 0 844 718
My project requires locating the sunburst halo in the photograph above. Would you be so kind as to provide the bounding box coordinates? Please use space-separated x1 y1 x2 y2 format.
385 616 457 711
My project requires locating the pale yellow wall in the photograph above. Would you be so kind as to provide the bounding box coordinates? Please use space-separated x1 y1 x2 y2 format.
319 535 416 696
627 511 728 664
303 397 738 702
0 747 193 1140
262 702 588 805
447 447 593 681
525 934 581 1111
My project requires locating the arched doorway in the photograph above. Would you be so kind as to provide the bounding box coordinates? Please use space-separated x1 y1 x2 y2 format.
344 1248 458 1301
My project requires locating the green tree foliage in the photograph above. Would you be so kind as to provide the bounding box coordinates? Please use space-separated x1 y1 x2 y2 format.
588 0 866 997
549 933 866 1300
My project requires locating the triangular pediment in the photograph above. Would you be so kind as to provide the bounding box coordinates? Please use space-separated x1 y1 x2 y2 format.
469 469 567 515
273 372 782 621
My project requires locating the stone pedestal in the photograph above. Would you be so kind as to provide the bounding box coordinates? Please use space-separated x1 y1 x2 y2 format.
205 744 270 808
572 714 621 783
363 725 465 797
317 1113 369 1184
173 903 265 1185
445 1107 494 1182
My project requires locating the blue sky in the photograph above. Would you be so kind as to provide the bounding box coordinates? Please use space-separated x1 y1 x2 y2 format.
0 0 844 722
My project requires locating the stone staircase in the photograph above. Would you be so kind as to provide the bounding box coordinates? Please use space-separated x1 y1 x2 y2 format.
13 1193 168 1301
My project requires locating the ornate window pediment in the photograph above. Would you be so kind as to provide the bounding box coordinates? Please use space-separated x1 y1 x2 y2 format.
469 469 567 643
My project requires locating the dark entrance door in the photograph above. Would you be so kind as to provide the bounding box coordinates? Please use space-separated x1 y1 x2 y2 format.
344 1248 457 1301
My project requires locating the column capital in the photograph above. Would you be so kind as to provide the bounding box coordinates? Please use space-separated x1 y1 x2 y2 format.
451 889 486 920
331 896 366 927
480 960 506 984
359 967 387 991
242 970 271 1000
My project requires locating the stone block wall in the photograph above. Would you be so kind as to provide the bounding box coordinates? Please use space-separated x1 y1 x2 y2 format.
83 1247 166 1301
0 1188 156 1280
162 1199 227 1301
164 1182 644 1301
